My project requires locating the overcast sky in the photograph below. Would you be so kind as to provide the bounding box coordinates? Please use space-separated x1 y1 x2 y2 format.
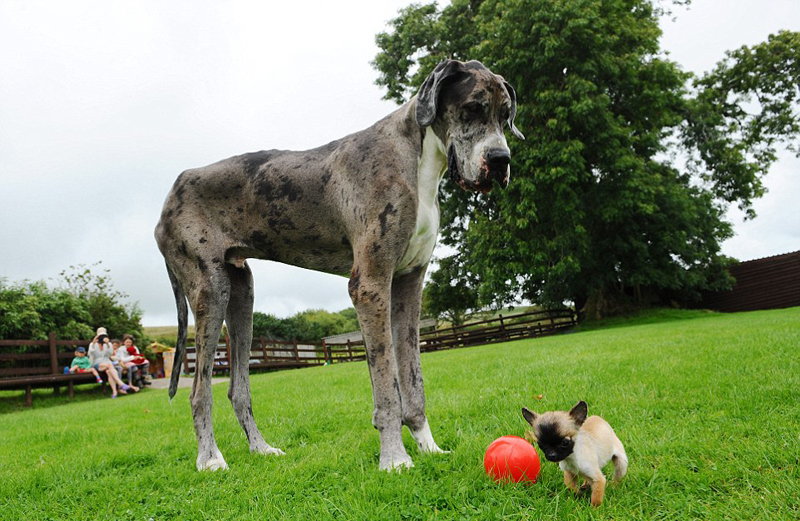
1 0 798 326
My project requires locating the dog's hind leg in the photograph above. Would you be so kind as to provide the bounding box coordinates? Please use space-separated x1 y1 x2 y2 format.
225 261 284 457
187 268 231 471
391 266 445 455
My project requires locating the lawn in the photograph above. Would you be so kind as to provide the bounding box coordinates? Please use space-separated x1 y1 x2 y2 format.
1 307 798 520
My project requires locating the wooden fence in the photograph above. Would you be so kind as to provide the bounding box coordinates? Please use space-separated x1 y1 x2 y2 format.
0 334 90 378
0 309 576 385
702 250 800 312
0 334 99 405
180 308 576 375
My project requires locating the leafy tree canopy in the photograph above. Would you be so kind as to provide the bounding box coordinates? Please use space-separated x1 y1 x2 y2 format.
0 263 144 343
422 253 478 325
373 0 800 317
253 308 360 343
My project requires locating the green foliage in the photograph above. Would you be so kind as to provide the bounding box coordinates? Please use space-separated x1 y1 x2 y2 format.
0 264 145 346
683 30 800 217
0 279 94 341
58 263 145 343
422 254 479 325
373 1 800 318
252 308 359 342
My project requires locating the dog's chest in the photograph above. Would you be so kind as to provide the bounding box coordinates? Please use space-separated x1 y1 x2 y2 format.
395 129 447 275
396 197 440 275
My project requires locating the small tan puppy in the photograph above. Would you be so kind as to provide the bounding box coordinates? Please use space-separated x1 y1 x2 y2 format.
522 401 627 506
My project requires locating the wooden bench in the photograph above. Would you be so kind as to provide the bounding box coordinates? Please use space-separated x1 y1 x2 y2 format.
0 334 102 406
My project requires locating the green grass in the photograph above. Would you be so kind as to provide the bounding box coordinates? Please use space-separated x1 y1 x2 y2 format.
1 307 798 519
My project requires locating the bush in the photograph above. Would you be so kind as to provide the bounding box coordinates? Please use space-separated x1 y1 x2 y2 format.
0 264 146 349
253 308 359 343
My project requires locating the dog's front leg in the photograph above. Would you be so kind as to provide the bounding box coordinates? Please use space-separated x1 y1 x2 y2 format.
349 261 411 471
563 470 579 493
589 475 607 507
391 265 445 455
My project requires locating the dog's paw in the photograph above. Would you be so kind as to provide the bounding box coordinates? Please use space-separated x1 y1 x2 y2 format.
419 442 449 454
255 446 285 457
379 453 414 472
411 421 449 454
197 450 228 472
250 438 285 456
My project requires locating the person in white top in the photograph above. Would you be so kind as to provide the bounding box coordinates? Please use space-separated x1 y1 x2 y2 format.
116 335 150 387
88 332 139 398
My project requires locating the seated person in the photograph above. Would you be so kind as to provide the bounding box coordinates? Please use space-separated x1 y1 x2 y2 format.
67 346 103 383
118 335 151 387
89 333 138 398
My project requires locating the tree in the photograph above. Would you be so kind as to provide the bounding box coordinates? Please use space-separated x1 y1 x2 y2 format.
0 279 94 341
422 254 479 325
252 308 360 343
59 263 145 342
252 312 286 340
373 1 800 317
0 264 144 344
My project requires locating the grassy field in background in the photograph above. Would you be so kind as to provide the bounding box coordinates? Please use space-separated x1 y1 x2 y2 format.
143 324 195 341
1 307 798 519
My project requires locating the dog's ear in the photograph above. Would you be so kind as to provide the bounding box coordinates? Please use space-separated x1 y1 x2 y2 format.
568 401 588 426
416 60 463 127
502 81 525 140
521 407 538 426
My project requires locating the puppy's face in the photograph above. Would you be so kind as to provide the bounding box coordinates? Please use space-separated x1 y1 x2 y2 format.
522 401 588 462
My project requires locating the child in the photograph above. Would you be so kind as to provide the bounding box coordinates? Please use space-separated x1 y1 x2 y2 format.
68 347 103 383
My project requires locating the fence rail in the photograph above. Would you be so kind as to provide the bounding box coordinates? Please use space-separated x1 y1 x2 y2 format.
419 308 576 351
1 308 576 380
179 308 575 375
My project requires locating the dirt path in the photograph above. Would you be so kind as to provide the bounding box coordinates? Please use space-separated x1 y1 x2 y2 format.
147 377 228 390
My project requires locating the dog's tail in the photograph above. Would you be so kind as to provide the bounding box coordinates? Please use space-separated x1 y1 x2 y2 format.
165 262 188 401
612 450 628 483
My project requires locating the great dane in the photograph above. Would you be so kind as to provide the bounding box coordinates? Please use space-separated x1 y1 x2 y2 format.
155 59 524 471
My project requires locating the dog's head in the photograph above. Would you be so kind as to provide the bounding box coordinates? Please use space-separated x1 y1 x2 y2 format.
416 59 524 193
521 401 588 462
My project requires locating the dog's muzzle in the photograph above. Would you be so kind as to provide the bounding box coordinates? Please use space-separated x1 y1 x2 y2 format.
485 147 510 187
449 146 510 193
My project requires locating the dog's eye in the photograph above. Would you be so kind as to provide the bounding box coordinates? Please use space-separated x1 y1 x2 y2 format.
560 439 571 448
463 103 484 120
499 108 510 123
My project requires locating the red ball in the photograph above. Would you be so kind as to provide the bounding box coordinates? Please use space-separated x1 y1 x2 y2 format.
484 435 541 484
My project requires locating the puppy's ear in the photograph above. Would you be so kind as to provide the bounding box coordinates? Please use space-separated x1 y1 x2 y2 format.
416 60 463 127
568 401 588 426
521 407 538 426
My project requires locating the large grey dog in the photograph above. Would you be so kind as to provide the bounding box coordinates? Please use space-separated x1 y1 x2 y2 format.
155 59 524 472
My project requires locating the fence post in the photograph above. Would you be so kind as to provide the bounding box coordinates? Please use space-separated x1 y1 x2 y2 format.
259 337 267 365
293 339 299 362
346 339 353 361
48 332 58 374
322 340 331 365
225 334 231 374
183 346 191 375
